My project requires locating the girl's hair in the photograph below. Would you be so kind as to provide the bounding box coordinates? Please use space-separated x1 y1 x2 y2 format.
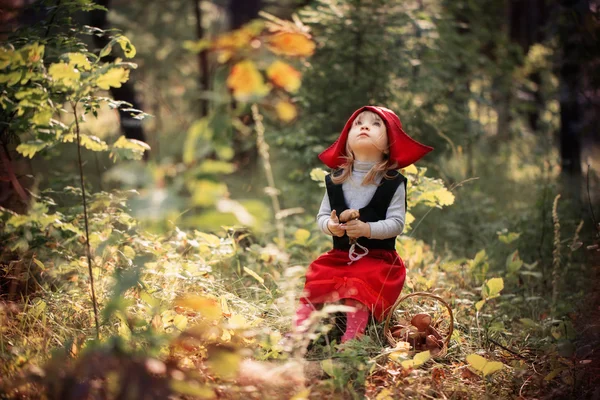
331 137 398 186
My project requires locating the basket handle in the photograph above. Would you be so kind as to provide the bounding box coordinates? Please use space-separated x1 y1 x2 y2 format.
383 291 454 348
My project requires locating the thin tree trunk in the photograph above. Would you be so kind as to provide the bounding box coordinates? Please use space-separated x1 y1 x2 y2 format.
194 0 210 117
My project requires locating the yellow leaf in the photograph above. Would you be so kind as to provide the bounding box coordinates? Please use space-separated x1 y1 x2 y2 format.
243 266 264 284
309 168 327 183
16 140 50 158
116 36 136 58
96 67 129 90
402 164 418 175
266 32 315 57
291 388 311 400
32 258 46 270
48 62 80 87
482 277 504 299
32 108 52 126
226 60 270 101
267 60 301 93
62 133 108 152
294 228 310 245
196 231 221 247
275 100 297 122
221 329 232 342
388 341 411 362
0 46 15 69
175 295 222 321
212 20 264 61
0 71 22 86
475 299 486 311
19 43 44 64
400 350 430 369
173 314 188 331
67 52 91 71
228 314 249 329
404 212 415 231
433 188 455 206
413 350 431 366
206 347 241 379
170 381 215 398
191 181 228 207
220 296 231 318
466 354 504 376
110 136 150 161
375 388 394 400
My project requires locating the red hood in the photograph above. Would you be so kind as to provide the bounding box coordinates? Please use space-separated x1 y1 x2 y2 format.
318 106 433 169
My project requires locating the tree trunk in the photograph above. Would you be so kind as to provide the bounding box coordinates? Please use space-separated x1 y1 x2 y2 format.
557 1 585 191
228 0 261 29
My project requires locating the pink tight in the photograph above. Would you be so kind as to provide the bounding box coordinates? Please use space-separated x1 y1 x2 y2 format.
294 299 369 343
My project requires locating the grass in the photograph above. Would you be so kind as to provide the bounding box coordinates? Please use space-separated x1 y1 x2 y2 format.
1 136 597 399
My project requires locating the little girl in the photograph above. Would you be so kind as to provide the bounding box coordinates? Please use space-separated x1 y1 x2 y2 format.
294 105 433 343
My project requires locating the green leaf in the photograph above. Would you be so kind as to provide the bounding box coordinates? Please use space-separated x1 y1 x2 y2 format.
321 359 335 377
506 250 523 274
466 354 503 376
468 249 489 283
498 231 520 244
544 367 565 382
99 43 112 58
519 318 539 329
183 118 213 164
30 299 47 318
182 39 212 53
32 258 46 271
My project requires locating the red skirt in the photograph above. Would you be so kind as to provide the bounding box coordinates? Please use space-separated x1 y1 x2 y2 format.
300 248 406 321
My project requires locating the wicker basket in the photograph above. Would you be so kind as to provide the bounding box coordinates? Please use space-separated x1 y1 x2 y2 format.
383 291 454 357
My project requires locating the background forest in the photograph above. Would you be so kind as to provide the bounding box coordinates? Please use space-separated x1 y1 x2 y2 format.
1 0 599 399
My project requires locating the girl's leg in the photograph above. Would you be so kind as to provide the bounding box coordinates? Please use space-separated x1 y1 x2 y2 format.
293 302 322 332
341 299 369 343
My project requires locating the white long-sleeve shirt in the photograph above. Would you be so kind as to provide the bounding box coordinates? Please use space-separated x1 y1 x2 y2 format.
317 160 406 240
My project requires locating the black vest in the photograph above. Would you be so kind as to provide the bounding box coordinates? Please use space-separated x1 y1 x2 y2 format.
326 169 407 251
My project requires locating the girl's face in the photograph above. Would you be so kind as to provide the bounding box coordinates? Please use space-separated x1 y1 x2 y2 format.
347 111 388 161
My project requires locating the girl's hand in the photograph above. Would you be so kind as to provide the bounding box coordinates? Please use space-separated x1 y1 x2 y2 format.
327 210 345 237
342 219 371 238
